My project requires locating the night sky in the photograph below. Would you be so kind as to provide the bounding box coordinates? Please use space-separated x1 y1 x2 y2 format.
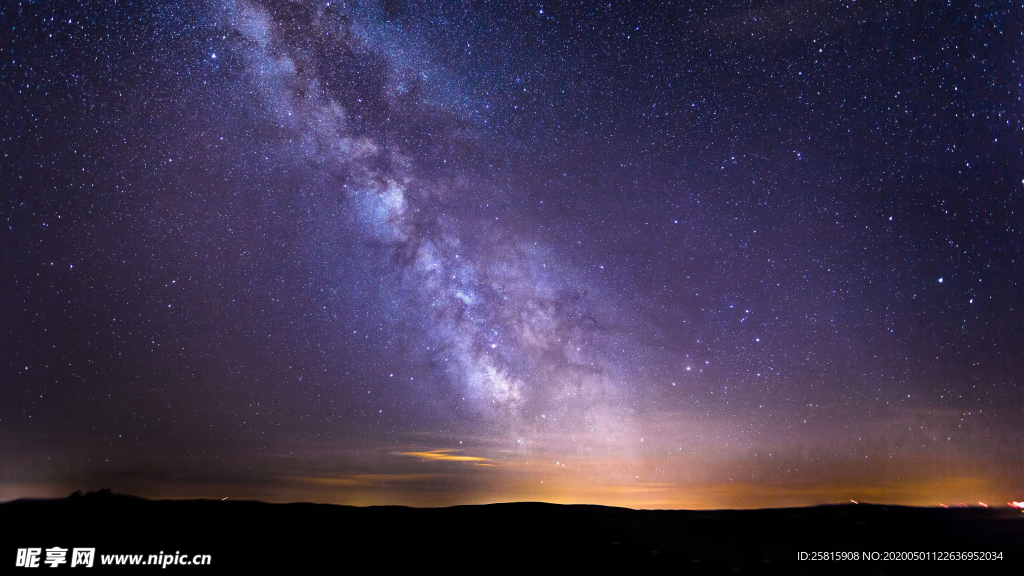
2 0 1022 509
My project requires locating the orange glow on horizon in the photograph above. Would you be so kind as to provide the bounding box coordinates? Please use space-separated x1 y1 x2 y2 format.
1 445 1015 511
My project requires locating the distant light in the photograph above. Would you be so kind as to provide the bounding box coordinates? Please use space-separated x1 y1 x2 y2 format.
1010 501 1024 509
979 502 988 508
938 277 943 283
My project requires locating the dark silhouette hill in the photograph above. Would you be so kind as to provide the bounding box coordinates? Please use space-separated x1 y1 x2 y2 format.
3 490 1021 573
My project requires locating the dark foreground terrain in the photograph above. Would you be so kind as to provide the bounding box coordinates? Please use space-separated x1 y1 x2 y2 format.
3 491 1022 574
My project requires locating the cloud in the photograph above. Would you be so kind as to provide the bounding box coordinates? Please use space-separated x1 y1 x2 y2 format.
299 473 451 487
399 449 496 466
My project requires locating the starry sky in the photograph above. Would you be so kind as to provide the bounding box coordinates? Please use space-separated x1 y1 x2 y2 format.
2 0 1022 509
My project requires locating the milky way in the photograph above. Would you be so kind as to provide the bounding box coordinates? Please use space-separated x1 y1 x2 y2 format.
220 0 656 446
2 0 1022 507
